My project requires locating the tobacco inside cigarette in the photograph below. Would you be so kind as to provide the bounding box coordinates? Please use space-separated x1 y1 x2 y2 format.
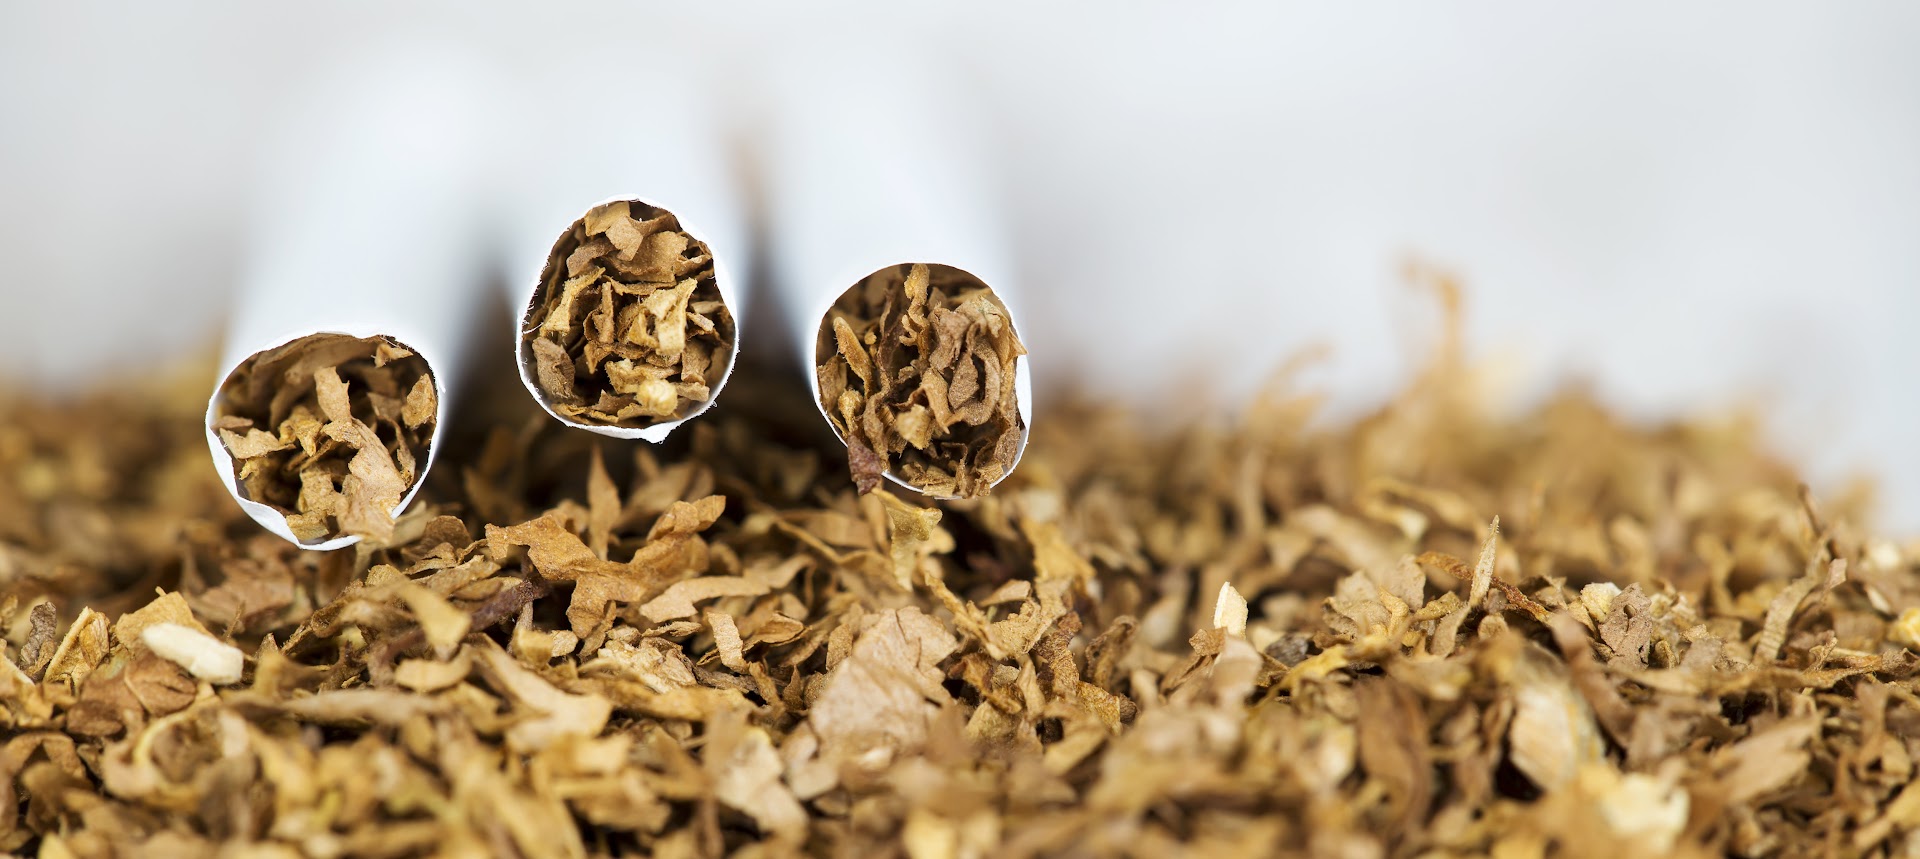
210 333 435 546
521 200 735 429
816 263 1027 498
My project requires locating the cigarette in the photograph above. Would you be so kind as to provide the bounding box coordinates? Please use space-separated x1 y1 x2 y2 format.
503 63 747 442
205 45 496 550
762 54 1033 499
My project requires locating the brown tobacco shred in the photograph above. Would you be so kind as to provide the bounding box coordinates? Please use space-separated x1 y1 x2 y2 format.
817 262 1025 498
210 333 434 546
7 284 1920 857
522 200 735 428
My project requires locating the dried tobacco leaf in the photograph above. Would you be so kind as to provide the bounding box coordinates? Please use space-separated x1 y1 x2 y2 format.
815 262 1025 498
792 607 958 788
521 199 735 429
40 607 109 692
212 332 434 546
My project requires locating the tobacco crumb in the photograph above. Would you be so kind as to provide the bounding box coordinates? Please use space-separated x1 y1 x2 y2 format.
521 199 735 428
7 281 1917 856
816 262 1025 497
846 437 885 495
212 332 433 546
20 601 58 679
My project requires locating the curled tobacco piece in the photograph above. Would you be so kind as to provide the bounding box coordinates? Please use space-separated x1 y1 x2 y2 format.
211 333 434 546
520 199 736 432
815 263 1026 498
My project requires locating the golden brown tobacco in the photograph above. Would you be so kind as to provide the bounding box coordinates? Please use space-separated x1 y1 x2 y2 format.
817 263 1025 498
5 291 1918 857
524 200 734 428
211 333 434 545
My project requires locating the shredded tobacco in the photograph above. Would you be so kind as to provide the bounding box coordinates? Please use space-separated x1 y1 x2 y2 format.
817 263 1026 498
7 291 1920 857
523 200 735 428
211 333 435 546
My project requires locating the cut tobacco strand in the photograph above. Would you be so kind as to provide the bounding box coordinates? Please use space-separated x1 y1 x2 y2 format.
815 262 1026 498
204 45 494 550
211 333 436 548
517 198 738 438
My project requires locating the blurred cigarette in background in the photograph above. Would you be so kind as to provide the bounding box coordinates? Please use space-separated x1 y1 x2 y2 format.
204 44 495 550
762 47 1033 500
503 59 747 442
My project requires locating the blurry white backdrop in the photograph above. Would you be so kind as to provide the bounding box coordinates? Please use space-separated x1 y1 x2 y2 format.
3 4 1918 530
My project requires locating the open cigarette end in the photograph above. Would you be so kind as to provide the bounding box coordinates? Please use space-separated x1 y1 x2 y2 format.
815 263 1027 498
210 333 435 547
520 199 736 432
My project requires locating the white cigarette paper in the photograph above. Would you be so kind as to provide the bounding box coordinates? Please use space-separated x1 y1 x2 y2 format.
205 45 497 551
762 50 1034 498
502 60 748 442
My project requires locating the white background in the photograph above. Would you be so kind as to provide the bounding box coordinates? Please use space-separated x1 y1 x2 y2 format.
3 4 1917 531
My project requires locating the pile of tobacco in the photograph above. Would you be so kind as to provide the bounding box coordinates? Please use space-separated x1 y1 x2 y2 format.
6 313 1920 859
